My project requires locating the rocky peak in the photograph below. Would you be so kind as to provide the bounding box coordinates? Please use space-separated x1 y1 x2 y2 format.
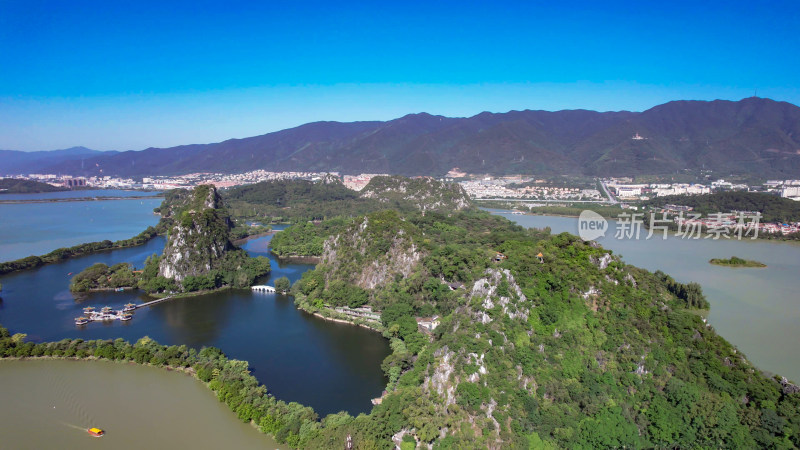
360 175 472 211
158 185 233 282
321 211 425 290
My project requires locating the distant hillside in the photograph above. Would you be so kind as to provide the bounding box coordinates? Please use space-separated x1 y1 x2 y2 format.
361 176 471 211
222 176 472 223
0 147 114 175
24 97 800 178
0 178 66 194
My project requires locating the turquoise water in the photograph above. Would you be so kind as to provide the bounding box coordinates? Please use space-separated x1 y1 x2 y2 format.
0 189 161 201
0 192 163 262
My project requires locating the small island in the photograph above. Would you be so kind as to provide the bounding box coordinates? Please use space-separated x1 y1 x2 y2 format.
69 185 271 296
709 256 767 268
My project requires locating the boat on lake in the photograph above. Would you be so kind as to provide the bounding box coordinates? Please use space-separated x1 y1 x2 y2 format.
122 303 136 312
87 427 104 437
75 317 89 326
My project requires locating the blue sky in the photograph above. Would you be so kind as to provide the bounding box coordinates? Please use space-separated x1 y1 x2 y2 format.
1 1 798 151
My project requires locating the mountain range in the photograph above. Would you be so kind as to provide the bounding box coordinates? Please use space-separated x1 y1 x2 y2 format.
4 97 800 178
0 147 115 175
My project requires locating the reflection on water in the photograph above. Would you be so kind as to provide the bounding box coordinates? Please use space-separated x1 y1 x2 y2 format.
0 233 390 416
491 210 800 382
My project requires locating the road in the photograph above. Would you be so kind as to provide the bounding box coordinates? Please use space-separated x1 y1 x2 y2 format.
599 181 618 204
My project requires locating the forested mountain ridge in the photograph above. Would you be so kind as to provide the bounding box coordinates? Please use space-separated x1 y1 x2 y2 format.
222 176 472 224
0 147 112 175
284 209 800 448
22 97 800 178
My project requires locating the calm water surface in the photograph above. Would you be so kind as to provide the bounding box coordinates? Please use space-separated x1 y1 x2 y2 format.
0 190 163 262
0 231 390 416
0 359 283 449
490 210 800 382
0 189 161 201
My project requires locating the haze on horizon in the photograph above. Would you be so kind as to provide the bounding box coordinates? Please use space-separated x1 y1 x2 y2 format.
1 1 798 152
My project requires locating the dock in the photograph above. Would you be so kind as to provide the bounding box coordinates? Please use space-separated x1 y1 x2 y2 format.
75 297 174 326
75 285 271 327
76 305 135 326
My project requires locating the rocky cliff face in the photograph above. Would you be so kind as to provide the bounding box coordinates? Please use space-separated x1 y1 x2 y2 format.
158 185 233 282
360 175 471 211
321 210 425 290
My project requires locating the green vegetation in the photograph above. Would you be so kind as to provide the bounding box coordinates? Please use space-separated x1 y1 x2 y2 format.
523 204 626 218
475 202 627 219
0 325 321 448
282 208 799 448
136 254 178 294
0 178 67 194
230 223 271 241
222 177 471 225
270 218 348 257
645 191 800 223
222 178 378 223
149 186 271 293
274 277 290 293
70 263 137 292
0 226 158 276
133 251 270 294
8 178 800 448
710 256 767 268
359 176 471 212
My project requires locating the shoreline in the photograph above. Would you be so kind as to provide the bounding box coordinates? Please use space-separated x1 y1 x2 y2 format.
0 195 164 205
294 299 384 334
232 230 276 246
275 254 322 264
308 311 383 333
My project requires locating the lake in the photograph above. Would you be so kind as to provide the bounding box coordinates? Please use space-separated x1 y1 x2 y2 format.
0 359 284 449
490 210 800 382
0 231 390 417
0 190 163 262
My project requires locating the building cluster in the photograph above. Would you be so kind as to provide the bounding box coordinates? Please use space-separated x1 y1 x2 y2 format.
606 180 713 200
144 170 340 189
22 173 138 189
459 177 602 200
764 180 800 201
671 212 800 236
342 174 388 191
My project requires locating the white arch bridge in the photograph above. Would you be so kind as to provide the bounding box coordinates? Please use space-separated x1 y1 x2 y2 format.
251 285 276 293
